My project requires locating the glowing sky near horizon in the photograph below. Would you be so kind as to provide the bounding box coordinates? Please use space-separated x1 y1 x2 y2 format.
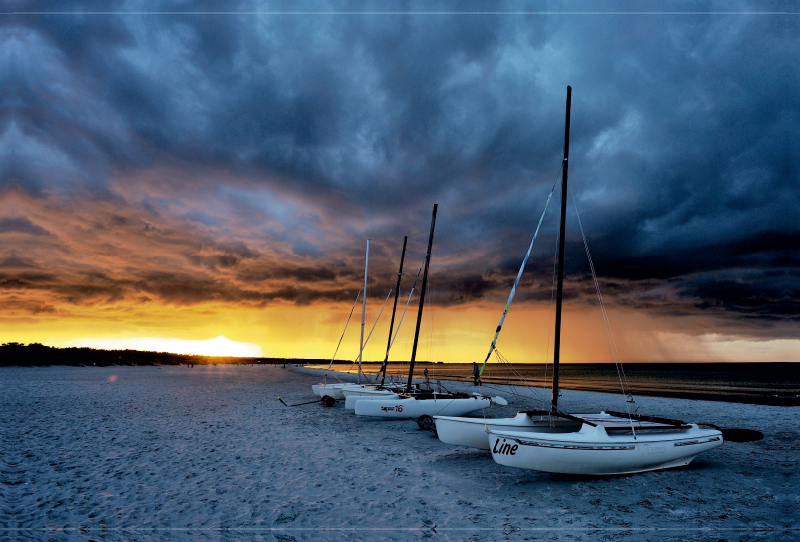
60 335 264 358
1 3 797 362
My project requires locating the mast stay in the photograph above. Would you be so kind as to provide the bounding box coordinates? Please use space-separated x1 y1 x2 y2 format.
479 184 557 377
359 240 369 383
378 236 407 385
322 287 361 384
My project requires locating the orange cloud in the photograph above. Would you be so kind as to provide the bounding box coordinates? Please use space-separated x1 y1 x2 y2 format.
2 175 797 363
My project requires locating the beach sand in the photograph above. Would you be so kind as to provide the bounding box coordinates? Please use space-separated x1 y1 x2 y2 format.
2 365 796 541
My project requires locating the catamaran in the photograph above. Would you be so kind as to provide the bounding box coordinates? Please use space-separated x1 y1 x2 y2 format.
438 87 726 475
339 237 430 408
312 239 377 401
355 204 504 422
315 235 424 406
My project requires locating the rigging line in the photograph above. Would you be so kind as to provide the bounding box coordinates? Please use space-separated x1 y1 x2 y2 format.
496 354 526 406
494 348 549 406
479 183 557 376
354 289 394 367
542 168 563 387
386 264 424 357
495 350 524 394
426 261 434 369
324 287 362 383
493 358 548 409
493 350 525 400
568 186 637 436
568 189 626 385
432 267 436 376
396 254 430 380
476 381 518 395
544 221 559 389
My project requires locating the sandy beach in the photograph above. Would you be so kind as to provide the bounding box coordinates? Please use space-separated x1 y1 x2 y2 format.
2 365 796 541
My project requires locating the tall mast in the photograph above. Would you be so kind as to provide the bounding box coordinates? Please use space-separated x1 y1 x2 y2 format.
551 86 571 411
407 204 437 393
359 239 369 383
379 236 407 386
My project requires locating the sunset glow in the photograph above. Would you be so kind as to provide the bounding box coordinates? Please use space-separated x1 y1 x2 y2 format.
2 8 796 363
59 335 264 358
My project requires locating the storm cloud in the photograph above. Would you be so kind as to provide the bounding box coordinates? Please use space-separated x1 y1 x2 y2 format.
1 2 797 346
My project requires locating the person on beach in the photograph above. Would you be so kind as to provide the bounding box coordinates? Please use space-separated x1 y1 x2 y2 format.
424 367 429 381
473 362 481 386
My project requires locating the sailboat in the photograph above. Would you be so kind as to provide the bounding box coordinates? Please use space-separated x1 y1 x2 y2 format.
312 240 374 401
314 235 433 409
435 159 562 448
342 237 415 409
355 204 504 421
442 87 725 475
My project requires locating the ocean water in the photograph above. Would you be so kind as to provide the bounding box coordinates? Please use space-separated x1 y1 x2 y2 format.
309 362 800 406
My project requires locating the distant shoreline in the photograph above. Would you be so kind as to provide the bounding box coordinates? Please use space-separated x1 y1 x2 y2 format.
3 343 797 406
0 342 321 367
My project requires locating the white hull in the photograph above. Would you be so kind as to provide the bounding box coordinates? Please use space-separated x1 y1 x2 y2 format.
489 423 723 475
355 395 490 418
435 412 579 450
345 394 401 409
340 387 398 398
311 383 358 399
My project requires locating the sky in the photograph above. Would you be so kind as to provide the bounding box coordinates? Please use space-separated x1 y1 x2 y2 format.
1 1 797 363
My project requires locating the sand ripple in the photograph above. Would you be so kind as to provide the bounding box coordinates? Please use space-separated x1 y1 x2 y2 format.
1 365 796 541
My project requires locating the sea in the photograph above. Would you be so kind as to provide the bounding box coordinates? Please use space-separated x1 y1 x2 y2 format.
307 362 800 406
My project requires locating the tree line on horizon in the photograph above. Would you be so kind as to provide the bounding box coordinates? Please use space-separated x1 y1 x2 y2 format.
0 342 329 367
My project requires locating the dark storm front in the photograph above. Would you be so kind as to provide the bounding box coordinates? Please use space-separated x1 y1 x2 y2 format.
322 362 800 406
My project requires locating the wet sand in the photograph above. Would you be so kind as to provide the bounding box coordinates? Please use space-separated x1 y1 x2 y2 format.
2 365 797 541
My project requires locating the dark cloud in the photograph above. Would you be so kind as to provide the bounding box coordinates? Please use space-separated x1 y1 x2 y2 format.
0 217 53 236
2 2 798 336
187 254 241 270
445 274 499 304
0 273 55 288
270 266 339 282
0 256 38 268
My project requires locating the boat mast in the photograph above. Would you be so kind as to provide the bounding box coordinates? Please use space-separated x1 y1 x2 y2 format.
359 239 369 383
379 236 407 386
551 85 571 412
407 204 437 393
